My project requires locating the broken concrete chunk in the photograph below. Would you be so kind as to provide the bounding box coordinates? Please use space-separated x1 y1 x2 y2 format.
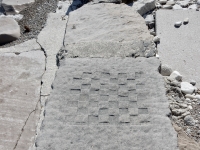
0 17 20 45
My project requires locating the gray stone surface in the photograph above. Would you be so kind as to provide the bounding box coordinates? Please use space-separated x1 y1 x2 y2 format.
0 39 40 53
37 13 68 96
0 17 20 45
2 0 35 14
64 3 155 58
156 10 200 86
36 57 177 150
0 50 45 150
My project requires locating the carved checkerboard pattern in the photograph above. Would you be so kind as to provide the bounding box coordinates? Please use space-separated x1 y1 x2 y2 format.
63 70 150 125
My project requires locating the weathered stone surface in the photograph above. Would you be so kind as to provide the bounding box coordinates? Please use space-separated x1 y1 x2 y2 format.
130 0 155 16
181 82 195 94
0 17 20 45
2 0 35 15
161 64 172 76
0 39 40 53
35 57 177 150
156 10 200 86
37 13 68 96
64 3 155 58
0 50 45 150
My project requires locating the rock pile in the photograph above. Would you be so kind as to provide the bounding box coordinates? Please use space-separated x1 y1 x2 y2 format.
161 65 200 142
156 0 200 10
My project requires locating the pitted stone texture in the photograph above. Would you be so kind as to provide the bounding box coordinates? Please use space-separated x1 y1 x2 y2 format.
0 51 45 150
36 58 177 150
156 10 200 86
64 3 155 58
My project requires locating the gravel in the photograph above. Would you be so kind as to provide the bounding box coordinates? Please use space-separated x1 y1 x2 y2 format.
0 0 58 48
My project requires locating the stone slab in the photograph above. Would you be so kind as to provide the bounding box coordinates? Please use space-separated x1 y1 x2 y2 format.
0 39 40 53
0 50 45 150
35 57 177 150
37 13 68 96
156 10 200 86
64 3 155 58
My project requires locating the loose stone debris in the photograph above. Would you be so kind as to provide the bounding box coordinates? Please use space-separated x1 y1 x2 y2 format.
162 69 200 143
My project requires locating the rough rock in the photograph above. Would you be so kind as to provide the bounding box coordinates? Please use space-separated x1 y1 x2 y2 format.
145 14 154 24
162 5 172 9
184 115 195 126
56 1 71 15
35 57 177 150
91 0 122 4
0 50 45 150
177 1 189 7
2 0 35 15
159 0 167 5
170 71 182 81
166 1 175 6
130 0 156 16
188 4 197 9
156 10 200 86
160 64 172 76
0 17 20 45
181 82 195 94
185 94 196 99
173 4 182 9
64 3 155 58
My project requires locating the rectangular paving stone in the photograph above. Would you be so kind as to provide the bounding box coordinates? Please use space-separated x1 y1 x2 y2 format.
156 10 200 86
36 57 178 150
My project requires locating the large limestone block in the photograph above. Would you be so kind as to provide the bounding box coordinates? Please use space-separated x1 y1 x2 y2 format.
0 50 45 150
35 57 177 150
64 3 155 58
2 0 35 15
156 10 200 86
0 17 20 45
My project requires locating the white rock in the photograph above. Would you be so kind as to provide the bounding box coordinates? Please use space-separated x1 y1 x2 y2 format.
170 71 182 81
159 0 167 4
188 4 197 9
173 4 183 9
156 54 159 58
186 98 191 103
145 14 154 24
195 95 200 100
130 0 156 16
181 82 195 94
166 1 175 5
174 21 182 27
160 64 172 76
178 1 189 7
162 5 173 9
188 105 193 110
149 29 156 36
185 94 196 99
184 115 195 126
0 17 20 45
153 36 160 42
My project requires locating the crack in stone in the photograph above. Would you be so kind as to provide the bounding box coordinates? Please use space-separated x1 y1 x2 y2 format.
13 98 41 150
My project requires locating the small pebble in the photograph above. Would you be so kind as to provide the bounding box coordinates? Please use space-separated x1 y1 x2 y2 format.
163 5 173 9
183 18 189 24
174 21 182 27
153 36 160 42
188 105 193 110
